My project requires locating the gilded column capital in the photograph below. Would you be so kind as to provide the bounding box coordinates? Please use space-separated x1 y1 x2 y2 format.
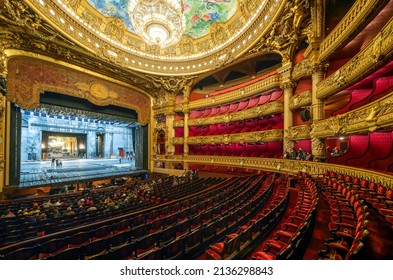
281 80 297 90
312 62 329 74
311 136 326 159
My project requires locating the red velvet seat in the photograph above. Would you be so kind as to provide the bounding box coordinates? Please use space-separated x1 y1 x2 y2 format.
205 233 240 260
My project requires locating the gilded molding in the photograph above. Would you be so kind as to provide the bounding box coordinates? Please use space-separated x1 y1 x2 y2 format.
249 0 312 63
292 59 313 80
287 124 312 141
289 90 312 110
188 101 283 127
184 129 283 145
174 120 184 128
319 0 386 62
153 155 393 189
22 0 284 75
6 57 151 125
312 89 393 138
171 138 184 146
186 75 281 111
317 17 393 99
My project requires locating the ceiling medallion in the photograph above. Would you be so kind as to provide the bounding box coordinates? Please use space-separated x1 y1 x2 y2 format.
128 0 186 48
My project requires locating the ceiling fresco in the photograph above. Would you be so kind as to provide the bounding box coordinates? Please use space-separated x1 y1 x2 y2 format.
87 0 238 39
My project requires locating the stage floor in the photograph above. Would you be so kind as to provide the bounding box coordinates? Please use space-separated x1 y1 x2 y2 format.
19 158 147 187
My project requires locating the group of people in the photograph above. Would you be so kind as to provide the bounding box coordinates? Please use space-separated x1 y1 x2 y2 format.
51 157 62 168
283 147 314 161
172 169 199 187
327 146 344 157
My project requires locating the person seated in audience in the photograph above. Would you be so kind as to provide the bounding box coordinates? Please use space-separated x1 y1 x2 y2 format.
304 152 313 161
64 207 75 216
297 148 305 160
42 199 53 209
330 146 341 157
87 203 97 212
0 209 15 219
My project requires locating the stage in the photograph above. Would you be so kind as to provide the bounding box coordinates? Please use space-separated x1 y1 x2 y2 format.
19 158 148 187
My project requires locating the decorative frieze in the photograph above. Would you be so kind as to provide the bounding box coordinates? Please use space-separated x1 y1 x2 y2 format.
185 75 281 111
292 59 313 81
184 129 283 145
312 89 393 138
153 155 393 189
319 0 385 61
287 124 312 140
289 90 312 110
317 17 393 99
173 120 184 128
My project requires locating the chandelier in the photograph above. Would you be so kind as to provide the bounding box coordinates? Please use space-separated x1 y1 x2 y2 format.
128 0 186 48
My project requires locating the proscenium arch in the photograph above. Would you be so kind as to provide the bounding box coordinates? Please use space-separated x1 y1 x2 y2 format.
5 54 151 126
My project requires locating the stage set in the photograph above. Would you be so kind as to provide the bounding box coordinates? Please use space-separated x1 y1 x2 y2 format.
10 93 148 190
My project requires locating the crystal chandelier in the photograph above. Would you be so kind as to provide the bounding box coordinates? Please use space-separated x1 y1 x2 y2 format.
128 0 186 48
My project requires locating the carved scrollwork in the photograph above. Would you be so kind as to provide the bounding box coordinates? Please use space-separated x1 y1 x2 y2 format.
250 0 311 62
289 90 312 110
287 124 312 140
186 129 283 145
318 18 393 99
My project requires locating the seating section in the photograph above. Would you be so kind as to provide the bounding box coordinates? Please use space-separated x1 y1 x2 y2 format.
317 171 372 259
328 132 393 172
250 174 317 260
0 174 274 260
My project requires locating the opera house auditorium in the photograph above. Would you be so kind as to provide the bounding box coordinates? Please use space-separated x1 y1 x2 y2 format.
0 0 392 260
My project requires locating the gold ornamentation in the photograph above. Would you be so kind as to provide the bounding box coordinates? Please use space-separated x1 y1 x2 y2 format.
318 18 393 99
173 120 184 128
20 0 283 75
250 0 311 62
311 136 325 158
287 124 312 140
186 75 281 111
289 90 312 110
154 155 393 189
319 0 384 61
2 0 42 30
185 129 283 145
313 89 393 138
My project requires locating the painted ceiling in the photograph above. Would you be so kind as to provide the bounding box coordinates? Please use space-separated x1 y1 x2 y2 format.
87 0 238 39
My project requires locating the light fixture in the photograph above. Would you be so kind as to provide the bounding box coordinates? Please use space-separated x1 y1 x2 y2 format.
128 0 185 48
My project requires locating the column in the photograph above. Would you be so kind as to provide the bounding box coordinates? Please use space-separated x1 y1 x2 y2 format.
311 65 326 159
278 62 295 155
282 81 295 154
183 110 189 156
183 109 189 170
165 112 175 156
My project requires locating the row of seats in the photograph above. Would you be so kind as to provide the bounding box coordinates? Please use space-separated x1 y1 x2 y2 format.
188 115 283 137
205 174 290 260
318 173 369 259
328 132 393 172
251 174 318 260
323 171 393 226
0 175 268 259
188 141 283 158
189 89 282 119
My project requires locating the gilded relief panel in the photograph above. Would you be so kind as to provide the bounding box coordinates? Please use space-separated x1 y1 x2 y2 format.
6 57 150 125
